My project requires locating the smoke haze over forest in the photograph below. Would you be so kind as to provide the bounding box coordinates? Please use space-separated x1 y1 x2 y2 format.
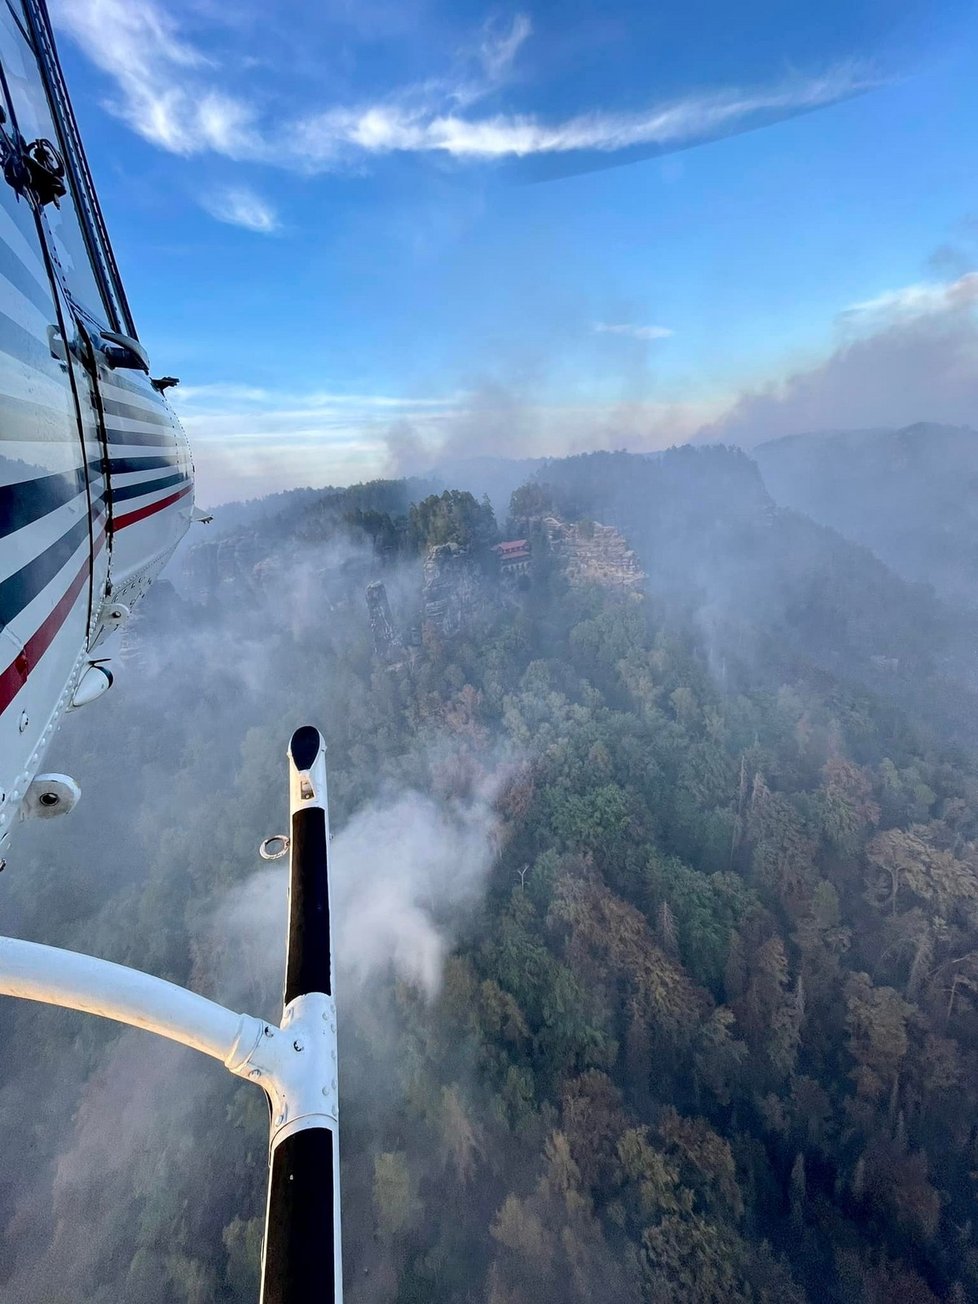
174 273 978 504
6 429 978 1301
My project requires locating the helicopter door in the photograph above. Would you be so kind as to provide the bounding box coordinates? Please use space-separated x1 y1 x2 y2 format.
6 2 193 639
0 6 105 845
0 6 110 647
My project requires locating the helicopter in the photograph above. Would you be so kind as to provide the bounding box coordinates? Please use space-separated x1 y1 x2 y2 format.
0 10 345 1301
0 0 198 860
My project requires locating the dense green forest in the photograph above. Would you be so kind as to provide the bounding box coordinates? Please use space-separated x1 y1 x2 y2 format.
4 446 978 1302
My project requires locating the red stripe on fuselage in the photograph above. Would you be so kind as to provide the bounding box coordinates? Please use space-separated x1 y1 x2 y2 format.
0 473 193 717
0 527 106 716
114 480 192 531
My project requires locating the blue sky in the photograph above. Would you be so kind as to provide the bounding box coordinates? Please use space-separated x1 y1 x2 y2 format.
49 0 978 502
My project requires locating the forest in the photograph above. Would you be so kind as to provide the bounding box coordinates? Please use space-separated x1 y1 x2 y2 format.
3 442 978 1302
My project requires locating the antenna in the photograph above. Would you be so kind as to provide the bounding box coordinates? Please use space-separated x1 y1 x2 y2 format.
0 726 342 1304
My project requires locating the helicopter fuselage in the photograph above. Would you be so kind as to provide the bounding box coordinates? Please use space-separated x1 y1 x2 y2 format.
0 0 193 855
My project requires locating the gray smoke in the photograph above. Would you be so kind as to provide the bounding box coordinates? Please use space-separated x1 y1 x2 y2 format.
699 275 978 447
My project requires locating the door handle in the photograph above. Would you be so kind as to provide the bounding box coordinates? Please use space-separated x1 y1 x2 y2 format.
97 330 150 372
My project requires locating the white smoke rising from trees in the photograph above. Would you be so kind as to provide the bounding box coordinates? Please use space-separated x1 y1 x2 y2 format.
0 510 515 1301
216 779 504 1010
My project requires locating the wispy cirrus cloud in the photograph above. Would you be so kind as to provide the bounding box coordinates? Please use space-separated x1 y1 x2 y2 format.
201 185 280 233
52 0 259 157
281 64 876 166
52 0 876 172
593 321 674 341
477 12 533 84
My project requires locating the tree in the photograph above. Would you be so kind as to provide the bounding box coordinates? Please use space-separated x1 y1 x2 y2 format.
437 1085 483 1185
489 1131 643 1304
730 931 801 1082
819 757 881 858
746 783 818 917
560 1071 630 1197
409 489 498 551
656 1107 744 1221
508 482 555 532
866 824 978 918
845 972 910 1103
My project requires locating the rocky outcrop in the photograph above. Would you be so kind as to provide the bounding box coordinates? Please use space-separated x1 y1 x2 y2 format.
366 581 404 662
182 532 267 600
544 516 644 589
422 542 485 638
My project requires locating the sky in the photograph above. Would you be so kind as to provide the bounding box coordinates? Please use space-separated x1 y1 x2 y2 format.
48 0 978 502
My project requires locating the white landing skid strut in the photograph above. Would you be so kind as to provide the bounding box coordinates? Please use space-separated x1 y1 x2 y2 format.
0 725 342 1304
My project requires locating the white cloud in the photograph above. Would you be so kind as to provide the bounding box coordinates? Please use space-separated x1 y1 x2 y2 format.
291 66 872 164
52 1 873 170
52 0 260 158
175 378 721 503
478 13 532 83
171 384 458 411
170 382 463 500
201 185 280 232
171 382 271 403
593 321 674 341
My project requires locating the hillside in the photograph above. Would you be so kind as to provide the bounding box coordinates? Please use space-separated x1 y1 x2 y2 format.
526 446 978 750
753 424 978 610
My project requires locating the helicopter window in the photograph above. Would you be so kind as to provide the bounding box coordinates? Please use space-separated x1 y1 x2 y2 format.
0 4 117 328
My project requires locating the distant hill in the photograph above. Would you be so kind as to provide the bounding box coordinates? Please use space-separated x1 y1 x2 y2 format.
176 444 978 749
753 423 978 610
532 445 978 748
193 485 328 534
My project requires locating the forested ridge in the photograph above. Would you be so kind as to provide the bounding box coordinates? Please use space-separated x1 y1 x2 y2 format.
755 423 978 611
3 446 978 1302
